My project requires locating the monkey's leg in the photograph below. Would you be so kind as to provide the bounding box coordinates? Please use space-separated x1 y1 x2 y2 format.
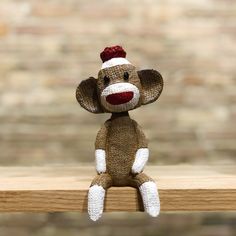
88 173 112 221
130 173 160 217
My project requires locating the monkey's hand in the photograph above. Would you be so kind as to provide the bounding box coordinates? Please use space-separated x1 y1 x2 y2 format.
131 148 149 174
95 149 106 174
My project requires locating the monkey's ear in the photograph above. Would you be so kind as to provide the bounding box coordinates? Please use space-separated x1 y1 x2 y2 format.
138 69 163 105
76 77 104 113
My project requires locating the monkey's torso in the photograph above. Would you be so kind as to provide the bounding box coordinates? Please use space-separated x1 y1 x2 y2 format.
106 116 137 184
96 112 146 186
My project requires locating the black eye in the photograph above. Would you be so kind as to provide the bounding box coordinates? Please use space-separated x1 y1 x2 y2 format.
103 76 110 85
124 72 129 81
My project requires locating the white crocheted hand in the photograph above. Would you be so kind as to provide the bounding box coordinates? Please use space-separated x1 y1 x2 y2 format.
131 148 149 174
95 149 106 174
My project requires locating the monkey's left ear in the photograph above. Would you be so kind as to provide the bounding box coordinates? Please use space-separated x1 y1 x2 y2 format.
76 77 104 113
138 69 163 105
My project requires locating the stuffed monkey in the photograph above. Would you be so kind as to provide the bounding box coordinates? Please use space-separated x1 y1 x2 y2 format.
76 46 163 221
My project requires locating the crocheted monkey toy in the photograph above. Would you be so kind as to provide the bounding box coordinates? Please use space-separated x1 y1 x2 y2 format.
76 46 163 221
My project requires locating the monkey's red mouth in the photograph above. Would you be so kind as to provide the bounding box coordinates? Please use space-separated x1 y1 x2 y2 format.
106 92 134 105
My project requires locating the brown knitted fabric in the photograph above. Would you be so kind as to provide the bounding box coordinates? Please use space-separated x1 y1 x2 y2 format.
76 46 164 221
95 121 110 150
91 173 112 189
76 64 163 188
76 77 104 113
132 120 148 148
129 173 154 187
76 65 163 113
97 65 142 112
92 112 151 187
106 113 140 185
91 172 153 189
138 69 163 105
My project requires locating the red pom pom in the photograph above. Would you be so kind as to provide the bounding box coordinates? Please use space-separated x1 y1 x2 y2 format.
100 45 126 63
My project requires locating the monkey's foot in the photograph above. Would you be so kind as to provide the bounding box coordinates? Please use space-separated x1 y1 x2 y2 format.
139 181 160 217
88 185 105 221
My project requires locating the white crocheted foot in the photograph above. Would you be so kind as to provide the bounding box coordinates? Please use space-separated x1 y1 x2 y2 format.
139 181 160 217
88 185 105 221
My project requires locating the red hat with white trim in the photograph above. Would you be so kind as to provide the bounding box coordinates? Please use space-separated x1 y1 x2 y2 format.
100 45 131 69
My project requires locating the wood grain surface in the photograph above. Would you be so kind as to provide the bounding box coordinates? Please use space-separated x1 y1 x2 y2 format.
0 165 235 212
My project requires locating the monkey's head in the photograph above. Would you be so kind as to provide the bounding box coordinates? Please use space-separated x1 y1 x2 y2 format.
76 46 163 113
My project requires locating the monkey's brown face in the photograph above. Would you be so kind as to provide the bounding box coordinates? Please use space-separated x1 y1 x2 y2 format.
76 65 163 114
97 65 142 112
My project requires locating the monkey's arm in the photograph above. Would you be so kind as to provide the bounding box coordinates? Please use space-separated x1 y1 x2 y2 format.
94 121 110 174
131 120 149 174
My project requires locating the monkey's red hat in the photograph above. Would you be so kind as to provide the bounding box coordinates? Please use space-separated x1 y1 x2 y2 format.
100 45 131 69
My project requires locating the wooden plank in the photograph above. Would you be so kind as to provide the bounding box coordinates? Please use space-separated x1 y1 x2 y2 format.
0 165 235 212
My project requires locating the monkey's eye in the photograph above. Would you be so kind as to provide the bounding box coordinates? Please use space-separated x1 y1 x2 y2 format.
123 72 129 81
103 76 110 85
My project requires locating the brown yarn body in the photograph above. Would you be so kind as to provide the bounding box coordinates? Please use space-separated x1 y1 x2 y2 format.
92 111 153 189
76 63 163 192
75 47 164 220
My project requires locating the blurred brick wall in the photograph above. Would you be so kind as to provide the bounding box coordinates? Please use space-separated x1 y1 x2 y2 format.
0 0 236 166
0 1 236 236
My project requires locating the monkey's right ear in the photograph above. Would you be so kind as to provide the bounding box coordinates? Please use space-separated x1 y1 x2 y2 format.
76 77 104 113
